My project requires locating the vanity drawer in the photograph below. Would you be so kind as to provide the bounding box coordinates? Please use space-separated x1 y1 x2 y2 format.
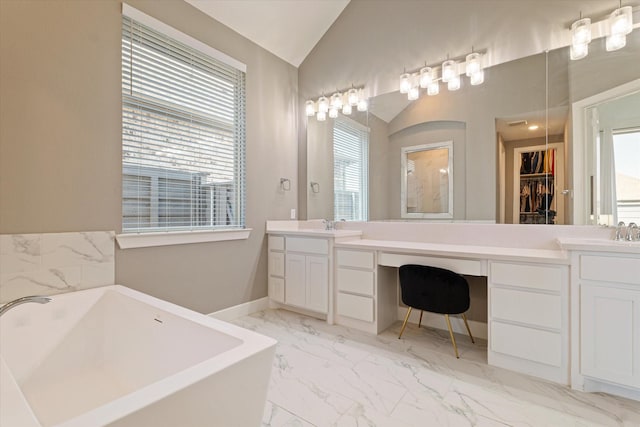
268 235 285 251
337 249 375 269
580 255 640 285
268 251 285 277
490 262 563 292
491 287 561 329
337 292 374 322
491 321 562 367
286 237 329 255
337 268 375 296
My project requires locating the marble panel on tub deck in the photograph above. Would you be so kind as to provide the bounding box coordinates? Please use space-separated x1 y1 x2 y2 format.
0 231 115 303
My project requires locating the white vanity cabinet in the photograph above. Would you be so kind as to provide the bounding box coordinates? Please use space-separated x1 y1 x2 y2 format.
488 260 569 384
267 234 331 315
571 252 640 399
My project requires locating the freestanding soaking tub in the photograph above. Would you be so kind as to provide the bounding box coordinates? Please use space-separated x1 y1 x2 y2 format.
0 285 276 427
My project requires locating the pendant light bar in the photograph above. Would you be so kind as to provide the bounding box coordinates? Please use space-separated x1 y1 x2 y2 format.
305 85 368 120
398 48 487 102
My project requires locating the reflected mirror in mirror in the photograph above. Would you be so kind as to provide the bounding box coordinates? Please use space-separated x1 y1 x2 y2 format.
401 142 453 218
585 90 640 226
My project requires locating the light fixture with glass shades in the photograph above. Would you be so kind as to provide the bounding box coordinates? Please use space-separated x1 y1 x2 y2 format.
569 2 636 60
305 85 368 121
398 48 486 102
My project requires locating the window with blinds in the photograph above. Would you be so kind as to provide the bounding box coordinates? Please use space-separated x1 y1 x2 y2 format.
333 117 369 221
121 11 246 233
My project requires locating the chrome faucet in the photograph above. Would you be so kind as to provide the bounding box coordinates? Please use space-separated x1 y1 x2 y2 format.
615 221 626 241
0 295 51 317
323 219 335 231
627 222 639 241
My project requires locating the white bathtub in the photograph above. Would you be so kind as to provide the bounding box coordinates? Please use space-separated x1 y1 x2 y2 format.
0 285 276 427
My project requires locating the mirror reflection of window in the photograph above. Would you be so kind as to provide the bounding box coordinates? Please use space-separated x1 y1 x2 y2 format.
333 117 369 221
612 129 640 224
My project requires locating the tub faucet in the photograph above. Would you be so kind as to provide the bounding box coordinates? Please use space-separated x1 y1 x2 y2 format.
627 223 639 241
0 296 51 317
615 221 626 241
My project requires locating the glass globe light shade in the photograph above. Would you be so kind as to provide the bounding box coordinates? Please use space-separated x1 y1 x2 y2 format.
399 73 411 94
419 67 433 88
441 60 457 83
305 100 315 117
427 81 439 96
465 53 482 77
470 70 484 86
316 110 326 121
447 75 461 91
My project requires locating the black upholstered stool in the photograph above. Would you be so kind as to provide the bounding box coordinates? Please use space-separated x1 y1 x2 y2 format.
398 264 474 358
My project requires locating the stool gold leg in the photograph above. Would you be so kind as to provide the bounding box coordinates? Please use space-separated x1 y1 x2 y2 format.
462 313 475 344
445 314 460 358
398 307 412 339
418 310 423 328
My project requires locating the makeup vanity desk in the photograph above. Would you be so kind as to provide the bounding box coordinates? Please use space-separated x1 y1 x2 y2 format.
332 238 570 386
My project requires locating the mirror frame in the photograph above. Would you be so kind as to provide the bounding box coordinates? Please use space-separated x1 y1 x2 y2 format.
400 141 454 219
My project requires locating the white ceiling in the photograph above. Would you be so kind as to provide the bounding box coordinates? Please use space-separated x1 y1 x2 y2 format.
184 0 350 67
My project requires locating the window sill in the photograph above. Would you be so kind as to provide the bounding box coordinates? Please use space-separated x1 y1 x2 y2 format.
116 228 252 249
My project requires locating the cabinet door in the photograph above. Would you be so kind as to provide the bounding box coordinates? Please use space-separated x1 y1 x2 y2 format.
285 253 306 308
581 284 640 388
305 255 328 313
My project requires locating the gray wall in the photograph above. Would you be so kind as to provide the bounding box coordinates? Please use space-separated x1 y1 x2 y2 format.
0 0 298 313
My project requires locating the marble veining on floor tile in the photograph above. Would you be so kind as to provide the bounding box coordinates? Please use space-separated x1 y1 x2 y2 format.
231 309 640 427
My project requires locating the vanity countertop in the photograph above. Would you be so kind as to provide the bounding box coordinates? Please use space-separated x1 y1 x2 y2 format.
266 227 363 239
557 237 640 254
335 238 570 264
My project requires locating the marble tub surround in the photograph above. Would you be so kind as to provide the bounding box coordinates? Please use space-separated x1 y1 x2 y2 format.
0 231 115 303
236 309 640 427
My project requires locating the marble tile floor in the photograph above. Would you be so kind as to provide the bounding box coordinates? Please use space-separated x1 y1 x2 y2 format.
232 309 640 427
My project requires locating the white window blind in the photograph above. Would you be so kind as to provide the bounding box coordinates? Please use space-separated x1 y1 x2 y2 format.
122 10 246 233
333 117 369 221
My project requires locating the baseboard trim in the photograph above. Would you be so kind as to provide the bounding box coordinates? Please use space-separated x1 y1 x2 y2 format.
397 306 488 340
209 296 270 321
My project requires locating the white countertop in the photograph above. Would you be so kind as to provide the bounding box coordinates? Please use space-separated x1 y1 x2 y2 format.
335 239 570 264
266 228 363 238
557 237 640 254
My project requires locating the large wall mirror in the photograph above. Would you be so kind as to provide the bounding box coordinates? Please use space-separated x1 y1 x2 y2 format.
306 30 640 225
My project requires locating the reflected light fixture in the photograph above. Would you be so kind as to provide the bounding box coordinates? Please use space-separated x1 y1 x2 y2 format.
419 66 434 88
569 3 635 59
317 95 329 113
441 59 457 83
408 85 420 101
347 87 359 106
607 4 633 51
330 92 343 109
470 69 484 85
357 89 368 111
427 80 440 96
399 72 411 94
305 85 367 120
399 50 485 102
528 124 539 131
305 100 315 117
570 15 591 60
447 75 461 91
